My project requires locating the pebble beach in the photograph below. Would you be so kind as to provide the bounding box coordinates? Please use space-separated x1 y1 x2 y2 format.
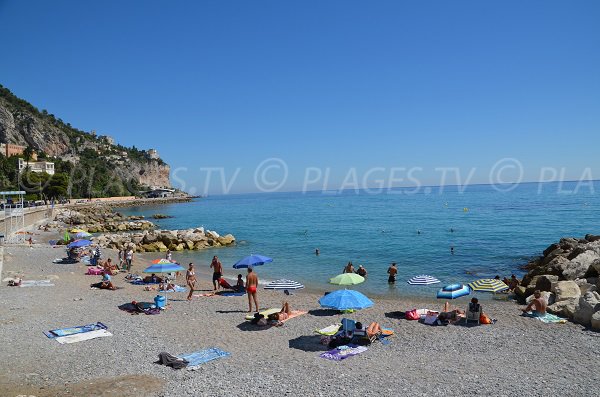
1 234 599 397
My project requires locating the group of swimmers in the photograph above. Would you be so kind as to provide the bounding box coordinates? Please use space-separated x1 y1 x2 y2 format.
343 262 368 277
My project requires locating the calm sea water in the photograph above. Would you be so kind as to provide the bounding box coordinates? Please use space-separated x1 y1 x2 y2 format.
121 182 599 298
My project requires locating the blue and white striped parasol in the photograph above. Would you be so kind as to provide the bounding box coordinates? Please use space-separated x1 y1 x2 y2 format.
436 284 471 299
264 279 305 290
407 275 441 285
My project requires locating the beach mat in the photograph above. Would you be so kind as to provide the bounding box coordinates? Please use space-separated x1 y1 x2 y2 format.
20 280 55 287
179 348 230 370
280 310 308 323
218 291 246 297
44 322 108 338
315 324 341 336
55 329 113 344
524 312 567 324
319 345 368 361
245 308 280 321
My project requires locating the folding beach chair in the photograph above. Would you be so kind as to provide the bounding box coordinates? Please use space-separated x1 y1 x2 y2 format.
465 302 481 325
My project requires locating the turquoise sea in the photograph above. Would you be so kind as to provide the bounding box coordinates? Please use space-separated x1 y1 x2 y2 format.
121 182 599 298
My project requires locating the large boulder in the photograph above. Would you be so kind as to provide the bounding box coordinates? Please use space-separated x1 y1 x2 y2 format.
206 230 220 239
547 300 579 318
535 275 559 292
585 234 600 243
565 250 600 280
591 311 600 331
153 241 168 252
217 234 235 246
573 291 600 326
553 281 581 302
143 233 159 244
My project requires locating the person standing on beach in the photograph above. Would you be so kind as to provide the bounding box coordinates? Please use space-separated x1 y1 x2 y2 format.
210 255 223 291
166 250 172 262
117 249 125 270
186 263 196 301
125 247 134 271
246 267 259 313
387 263 397 283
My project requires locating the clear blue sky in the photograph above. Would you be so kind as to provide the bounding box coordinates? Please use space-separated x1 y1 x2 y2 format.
1 1 598 194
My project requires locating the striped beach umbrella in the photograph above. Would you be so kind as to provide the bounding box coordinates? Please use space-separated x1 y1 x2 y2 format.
437 284 471 299
407 275 441 285
264 279 305 290
468 279 509 293
329 273 365 286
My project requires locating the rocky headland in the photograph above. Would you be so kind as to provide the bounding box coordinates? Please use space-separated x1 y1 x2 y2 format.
42 204 235 253
516 234 600 330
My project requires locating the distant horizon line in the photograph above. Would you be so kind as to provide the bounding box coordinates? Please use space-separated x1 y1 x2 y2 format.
192 178 599 198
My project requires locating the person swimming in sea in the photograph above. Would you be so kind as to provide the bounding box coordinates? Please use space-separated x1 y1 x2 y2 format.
450 246 454 255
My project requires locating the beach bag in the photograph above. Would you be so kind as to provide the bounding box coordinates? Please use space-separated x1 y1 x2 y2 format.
405 309 420 321
480 313 492 324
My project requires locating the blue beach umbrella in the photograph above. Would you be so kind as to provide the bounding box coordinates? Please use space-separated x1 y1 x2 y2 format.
319 289 374 311
143 262 185 274
232 254 273 269
436 284 471 299
67 239 91 248
143 262 186 306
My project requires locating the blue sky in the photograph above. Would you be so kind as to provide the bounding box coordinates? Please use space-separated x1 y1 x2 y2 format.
1 1 599 194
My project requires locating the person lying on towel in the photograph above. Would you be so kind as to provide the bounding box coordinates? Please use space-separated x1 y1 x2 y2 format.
267 302 292 322
437 302 465 324
143 273 163 284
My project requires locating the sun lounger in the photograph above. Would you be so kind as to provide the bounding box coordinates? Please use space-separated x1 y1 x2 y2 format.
179 348 230 370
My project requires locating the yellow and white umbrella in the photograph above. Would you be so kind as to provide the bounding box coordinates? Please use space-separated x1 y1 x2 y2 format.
468 279 509 293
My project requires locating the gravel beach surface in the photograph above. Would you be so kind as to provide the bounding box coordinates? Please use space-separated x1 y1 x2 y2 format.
1 240 599 397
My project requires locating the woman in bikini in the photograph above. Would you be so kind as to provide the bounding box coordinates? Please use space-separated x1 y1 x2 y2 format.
186 263 196 301
268 302 291 322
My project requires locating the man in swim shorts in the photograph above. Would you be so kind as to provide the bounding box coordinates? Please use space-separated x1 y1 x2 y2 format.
387 263 397 283
210 255 223 291
522 290 547 315
246 267 259 313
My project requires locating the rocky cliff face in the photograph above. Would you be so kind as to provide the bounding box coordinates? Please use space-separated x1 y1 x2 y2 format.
0 85 171 188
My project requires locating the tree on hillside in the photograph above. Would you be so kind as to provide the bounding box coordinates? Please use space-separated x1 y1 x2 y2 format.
23 145 33 171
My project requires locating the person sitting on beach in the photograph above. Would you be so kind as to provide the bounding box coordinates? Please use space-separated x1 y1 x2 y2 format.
522 290 547 316
143 273 163 284
159 280 177 292
102 258 119 274
268 302 291 322
509 275 520 290
437 302 465 324
356 265 367 278
387 263 398 283
218 277 234 290
366 322 382 338
91 272 116 290
235 274 245 292
353 322 366 337
344 262 354 273
502 276 510 286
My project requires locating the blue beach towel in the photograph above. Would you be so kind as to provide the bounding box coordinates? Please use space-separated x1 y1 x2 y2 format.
44 322 108 338
219 291 246 297
179 348 230 369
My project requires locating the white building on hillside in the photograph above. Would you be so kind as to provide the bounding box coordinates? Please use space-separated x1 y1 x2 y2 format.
18 158 55 175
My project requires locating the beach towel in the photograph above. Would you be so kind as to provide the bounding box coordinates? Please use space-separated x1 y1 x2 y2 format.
163 285 186 293
130 280 161 285
44 322 108 338
319 345 367 361
55 329 113 344
179 348 231 370
245 308 280 321
315 324 341 336
194 292 217 297
19 280 55 287
280 310 308 323
218 291 246 297
524 312 567 324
